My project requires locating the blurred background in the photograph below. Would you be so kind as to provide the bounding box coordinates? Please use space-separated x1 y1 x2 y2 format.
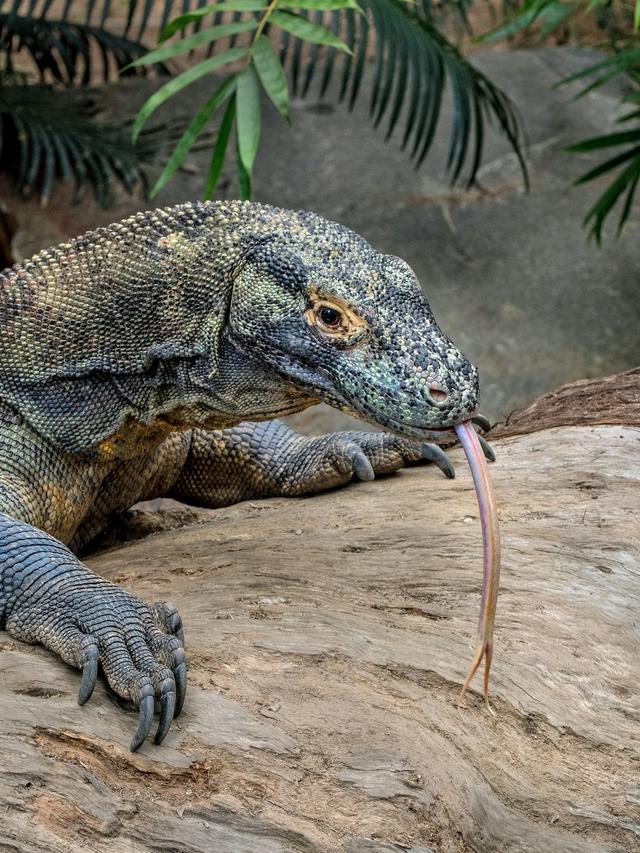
2 0 640 427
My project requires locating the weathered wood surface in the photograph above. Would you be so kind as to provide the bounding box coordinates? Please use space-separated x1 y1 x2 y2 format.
492 368 640 437
0 425 638 852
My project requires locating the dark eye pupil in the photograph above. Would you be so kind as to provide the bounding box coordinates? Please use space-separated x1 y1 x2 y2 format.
320 307 340 326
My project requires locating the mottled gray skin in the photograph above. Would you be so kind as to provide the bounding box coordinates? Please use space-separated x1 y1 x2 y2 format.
0 200 483 750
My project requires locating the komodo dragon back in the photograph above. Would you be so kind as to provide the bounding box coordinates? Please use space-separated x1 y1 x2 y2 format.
0 202 243 453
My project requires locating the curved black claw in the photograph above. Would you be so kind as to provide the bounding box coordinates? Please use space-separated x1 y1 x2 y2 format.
349 448 375 482
421 442 455 479
168 612 185 645
77 643 99 706
155 680 177 745
153 601 187 646
472 414 492 433
131 689 155 752
174 661 188 717
478 434 496 463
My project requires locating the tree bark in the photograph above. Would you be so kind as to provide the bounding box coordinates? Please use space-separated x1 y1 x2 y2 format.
491 367 640 437
0 378 638 852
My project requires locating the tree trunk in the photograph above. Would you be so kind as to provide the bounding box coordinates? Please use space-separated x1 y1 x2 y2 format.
1 378 638 852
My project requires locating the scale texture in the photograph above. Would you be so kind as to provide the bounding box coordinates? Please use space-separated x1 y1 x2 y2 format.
0 200 481 749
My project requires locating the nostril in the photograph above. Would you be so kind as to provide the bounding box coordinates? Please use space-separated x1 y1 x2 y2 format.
428 384 448 404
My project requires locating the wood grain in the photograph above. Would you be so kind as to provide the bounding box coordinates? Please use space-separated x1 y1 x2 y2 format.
0 425 638 851
492 368 640 437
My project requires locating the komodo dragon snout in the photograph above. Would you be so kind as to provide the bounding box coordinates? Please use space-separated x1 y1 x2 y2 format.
226 230 480 440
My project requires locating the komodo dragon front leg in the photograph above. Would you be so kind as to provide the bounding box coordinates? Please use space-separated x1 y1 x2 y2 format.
0 436 187 750
168 421 457 508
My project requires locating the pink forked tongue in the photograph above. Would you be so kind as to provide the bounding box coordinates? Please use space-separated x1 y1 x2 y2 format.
454 420 501 710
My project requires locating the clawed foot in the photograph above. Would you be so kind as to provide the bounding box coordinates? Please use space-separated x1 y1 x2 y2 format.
8 587 187 751
284 432 455 495
309 413 495 489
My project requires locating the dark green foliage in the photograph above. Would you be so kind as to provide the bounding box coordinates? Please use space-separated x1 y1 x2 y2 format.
0 84 171 206
1 0 528 207
132 0 527 198
480 0 640 240
0 8 152 84
0 0 169 204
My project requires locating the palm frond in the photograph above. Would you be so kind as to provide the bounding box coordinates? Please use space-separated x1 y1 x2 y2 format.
0 10 156 83
3 0 528 204
128 0 527 191
293 0 528 186
0 85 167 205
566 124 640 242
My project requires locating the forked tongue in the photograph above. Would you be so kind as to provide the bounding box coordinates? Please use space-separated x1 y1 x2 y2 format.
454 421 501 710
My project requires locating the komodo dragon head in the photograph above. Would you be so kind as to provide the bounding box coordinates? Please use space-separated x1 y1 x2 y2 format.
226 206 479 439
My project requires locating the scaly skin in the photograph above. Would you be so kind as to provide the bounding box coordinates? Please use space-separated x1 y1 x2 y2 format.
0 201 488 750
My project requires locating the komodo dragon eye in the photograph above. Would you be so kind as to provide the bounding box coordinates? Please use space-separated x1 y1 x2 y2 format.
304 289 369 347
318 306 341 328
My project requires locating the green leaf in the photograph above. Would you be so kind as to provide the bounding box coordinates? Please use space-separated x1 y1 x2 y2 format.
477 0 553 42
616 170 640 235
236 65 261 174
565 129 640 153
572 145 640 186
128 20 257 67
583 155 640 243
617 109 640 124
205 96 236 199
0 84 152 206
270 10 352 51
476 0 575 43
160 2 268 41
150 75 238 197
237 136 252 199
635 0 640 31
538 2 574 37
0 11 152 84
560 51 640 85
278 0 362 9
557 49 640 99
252 35 290 122
132 47 247 141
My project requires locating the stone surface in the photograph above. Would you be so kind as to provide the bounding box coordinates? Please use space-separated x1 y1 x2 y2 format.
0 422 638 851
3 46 640 432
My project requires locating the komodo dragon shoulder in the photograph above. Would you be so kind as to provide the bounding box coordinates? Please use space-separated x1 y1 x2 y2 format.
0 200 488 750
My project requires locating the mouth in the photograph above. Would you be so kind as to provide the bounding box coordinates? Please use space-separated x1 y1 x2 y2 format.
267 350 475 437
378 414 460 441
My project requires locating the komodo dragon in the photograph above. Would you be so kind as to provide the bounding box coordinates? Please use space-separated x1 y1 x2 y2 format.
0 200 491 751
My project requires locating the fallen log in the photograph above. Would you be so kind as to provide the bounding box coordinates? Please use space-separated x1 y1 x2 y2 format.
0 379 638 851
492 366 640 437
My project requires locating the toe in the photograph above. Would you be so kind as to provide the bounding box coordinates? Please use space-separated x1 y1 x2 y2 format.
472 414 492 432
347 433 416 475
152 601 185 644
346 445 375 481
421 443 456 479
155 677 177 744
131 684 155 752
174 659 188 716
478 434 496 462
148 628 188 716
77 638 99 705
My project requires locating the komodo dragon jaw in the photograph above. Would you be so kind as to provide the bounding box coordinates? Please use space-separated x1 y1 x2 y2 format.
226 228 480 439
